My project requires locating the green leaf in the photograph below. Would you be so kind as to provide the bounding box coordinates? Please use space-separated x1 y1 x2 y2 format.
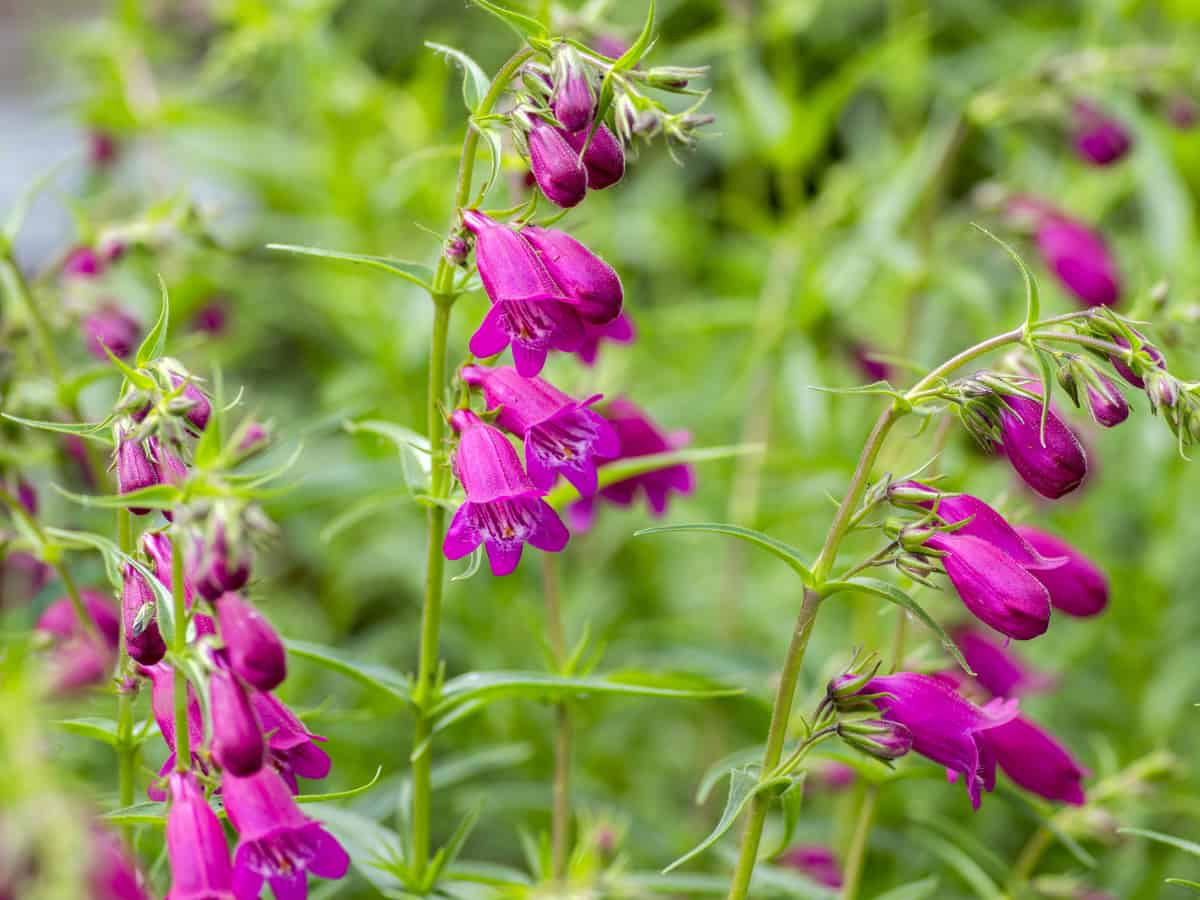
910 828 1003 899
433 670 741 718
426 42 490 112
590 0 655 146
3 155 71 243
286 639 413 704
823 577 970 673
973 223 1038 332
696 743 772 804
663 767 781 873
636 522 812 585
424 805 482 890
0 414 112 438
869 877 941 900
135 276 171 366
470 121 506 208
52 482 182 511
430 743 533 790
266 244 434 292
544 444 761 509
1119 827 1200 858
53 717 122 746
466 0 546 39
305 804 407 896
344 419 431 494
1165 879 1200 892
296 766 384 804
104 801 167 826
623 873 731 895
766 775 805 859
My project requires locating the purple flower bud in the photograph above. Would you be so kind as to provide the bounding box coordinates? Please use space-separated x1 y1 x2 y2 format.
444 409 569 576
1035 215 1121 308
984 715 1088 805
923 532 1052 640
1146 371 1180 411
1166 93 1198 130
576 311 636 366
551 51 595 132
252 691 331 790
223 767 350 898
16 478 37 515
170 374 212 431
1014 527 1109 617
567 398 694 531
149 437 189 487
834 671 1018 808
116 434 159 515
848 341 893 382
461 365 620 495
997 393 1088 499
191 299 230 335
777 845 843 889
64 246 104 280
520 225 623 324
1109 333 1166 388
236 422 270 455
192 522 251 603
209 665 266 776
837 718 913 761
1085 373 1129 427
444 235 470 267
1072 100 1132 166
214 593 287 692
528 123 588 208
166 771 235 899
121 563 166 665
84 304 141 360
952 627 1054 698
141 662 207 797
462 210 584 377
88 131 118 167
89 826 149 900
563 124 625 190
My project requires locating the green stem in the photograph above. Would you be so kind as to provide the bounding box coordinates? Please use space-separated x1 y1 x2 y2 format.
1010 825 1052 887
115 509 136 841
726 588 822 900
0 254 62 387
542 554 571 882
171 531 189 772
55 563 100 643
905 327 1024 398
840 785 879 900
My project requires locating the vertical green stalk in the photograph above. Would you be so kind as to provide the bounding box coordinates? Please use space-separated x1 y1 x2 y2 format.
115 509 136 839
542 555 571 882
54 564 100 643
171 532 190 772
0 254 62 387
840 784 879 900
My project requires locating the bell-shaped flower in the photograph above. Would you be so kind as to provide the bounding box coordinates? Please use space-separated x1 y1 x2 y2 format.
460 365 619 495
84 304 141 360
36 589 120 694
116 433 160 515
143 532 215 637
952 627 1054 698
984 715 1088 805
1085 373 1129 427
210 664 266 776
1109 332 1166 388
252 691 332 792
214 593 286 692
528 122 588 208
1034 214 1121 308
563 123 626 189
462 210 584 377
520 225 623 324
122 563 166 665
997 393 1088 499
1072 100 1132 167
166 771 235 900
550 49 595 132
142 662 207 799
576 311 636 366
89 826 149 900
192 522 252 603
169 374 213 432
1015 526 1109 617
443 410 569 576
224 766 349 900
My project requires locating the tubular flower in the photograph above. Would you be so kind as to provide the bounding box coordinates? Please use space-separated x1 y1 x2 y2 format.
143 532 215 637
984 715 1088 805
90 827 149 900
35 589 120 647
209 665 266 777
1085 373 1130 427
1072 100 1132 166
1109 332 1166 388
116 433 160 515
83 304 141 360
213 593 287 692
142 662 207 799
777 845 843 889
35 590 120 694
1034 214 1121 308
568 398 695 531
460 365 620 495
833 672 1018 809
170 374 213 432
550 50 595 132
224 767 349 900
166 772 235 900
563 124 626 189
443 410 569 576
251 691 332 792
520 224 623 324
1014 527 1109 617
576 311 636 366
952 627 1054 698
997 393 1088 499
527 122 588 208
192 522 252 602
121 563 166 665
462 209 584 377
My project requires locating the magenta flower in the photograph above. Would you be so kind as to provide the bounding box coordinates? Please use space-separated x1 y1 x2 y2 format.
88 131 118 167
1085 373 1129 427
952 627 1054 699
460 365 620 495
814 761 856 792
166 771 235 900
142 662 207 798
64 246 104 280
551 57 595 132
214 593 287 692
777 845 843 888
191 299 230 335
568 398 694 530
462 210 584 377
116 433 159 514
252 691 332 791
192 523 252 602
834 672 1018 808
444 409 569 576
90 827 148 900
985 715 1088 805
1109 332 1166 388
16 478 37 515
848 341 893 383
170 374 213 432
528 122 588 208
2 550 52 604
563 124 626 189
520 224 623 324
36 588 120 647
576 311 636 366
1015 527 1109 617
84 304 141 360
997 393 1088 499
1035 215 1121 308
150 437 189 488
1072 100 1132 166
122 563 166 665
142 532 215 636
210 665 266 776
223 766 349 899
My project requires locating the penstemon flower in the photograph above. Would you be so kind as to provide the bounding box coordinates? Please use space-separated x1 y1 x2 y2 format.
563 124 626 189
550 47 595 132
1014 526 1109 617
952 627 1055 698
142 663 207 797
984 715 1089 805
996 392 1088 499
520 224 623 325
166 771 235 900
251 691 332 792
778 845 843 889
460 364 620 494
527 122 589 209
121 562 166 666
116 432 161 514
212 592 287 692
83 304 141 360
1071 99 1133 167
209 664 266 777
576 311 636 366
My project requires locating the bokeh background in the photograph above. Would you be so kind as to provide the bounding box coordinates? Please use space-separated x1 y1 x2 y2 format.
5 0 1200 897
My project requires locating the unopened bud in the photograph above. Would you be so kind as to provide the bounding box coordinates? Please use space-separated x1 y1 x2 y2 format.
550 47 595 132
1146 372 1180 411
837 718 912 761
444 235 470 267
886 480 943 509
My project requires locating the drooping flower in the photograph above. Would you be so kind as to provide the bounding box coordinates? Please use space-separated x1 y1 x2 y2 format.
209 665 266 777
848 340 893 383
169 374 213 432
520 225 623 324
567 398 695 530
1034 214 1121 308
142 662 207 798
997 393 1088 499
831 672 1018 808
551 49 595 132
35 589 120 647
952 627 1054 699
563 124 626 190
443 409 569 576
528 122 588 208
192 522 252 603
462 209 584 377
35 589 119 693
1014 527 1109 617
84 304 141 360
777 845 843 889
984 715 1088 805
116 433 159 514
460 365 620 495
1085 373 1130 427
142 532 215 636
576 311 636 366
165 771 235 900
223 766 349 900
121 562 166 666
214 593 287 692
89 826 149 900
251 691 332 792
149 437 189 488
1072 100 1132 167
1108 332 1166 388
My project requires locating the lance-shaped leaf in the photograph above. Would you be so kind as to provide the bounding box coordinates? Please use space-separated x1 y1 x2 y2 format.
426 41 490 112
267 243 435 292
636 522 812 585
286 639 413 704
662 767 786 873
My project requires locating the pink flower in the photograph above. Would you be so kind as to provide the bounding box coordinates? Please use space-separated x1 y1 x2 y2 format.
166 772 235 900
1014 527 1109 617
214 593 287 692
984 715 1088 805
527 123 588 208
777 845 842 888
83 304 141 360
952 627 1054 698
1072 100 1132 167
209 665 266 776
251 691 332 792
996 393 1088 500
141 663 207 799
576 311 636 366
